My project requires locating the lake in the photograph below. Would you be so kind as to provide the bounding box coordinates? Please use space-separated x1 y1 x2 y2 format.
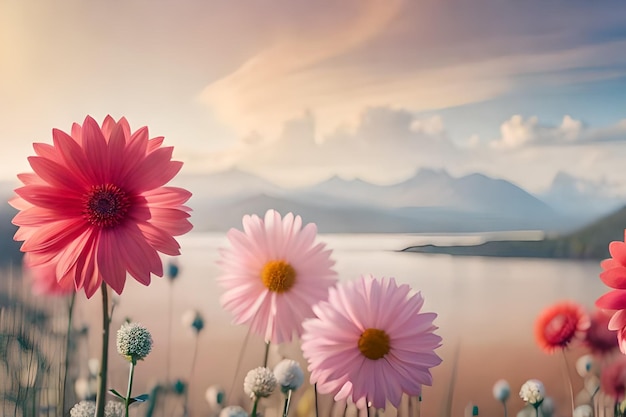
73 232 610 417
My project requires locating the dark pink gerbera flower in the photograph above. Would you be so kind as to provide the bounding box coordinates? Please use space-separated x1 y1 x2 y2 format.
596 230 626 353
11 115 192 298
534 301 590 354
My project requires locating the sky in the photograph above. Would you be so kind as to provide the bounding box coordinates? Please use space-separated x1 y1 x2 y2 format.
2 0 626 195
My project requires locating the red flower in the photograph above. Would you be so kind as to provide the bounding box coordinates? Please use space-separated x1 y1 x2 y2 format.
596 230 626 354
11 116 192 298
24 253 75 296
585 309 618 354
534 301 590 353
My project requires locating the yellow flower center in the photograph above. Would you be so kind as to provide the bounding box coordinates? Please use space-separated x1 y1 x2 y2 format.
358 328 391 360
261 260 296 293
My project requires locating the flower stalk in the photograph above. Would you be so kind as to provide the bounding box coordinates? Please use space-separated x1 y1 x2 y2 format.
124 359 136 417
95 283 111 417
59 291 76 417
263 341 270 367
281 389 293 417
561 349 575 416
251 397 260 417
183 331 201 417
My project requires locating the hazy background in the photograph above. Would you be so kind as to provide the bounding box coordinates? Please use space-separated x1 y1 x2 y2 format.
1 0 626 211
2 2 626 417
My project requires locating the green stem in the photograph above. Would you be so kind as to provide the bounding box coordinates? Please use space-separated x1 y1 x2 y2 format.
124 360 136 417
251 397 260 417
166 283 173 384
282 390 292 417
59 292 76 417
417 396 421 417
95 282 110 417
262 340 270 367
184 333 200 417
314 383 319 417
225 327 252 406
561 349 575 416
502 401 507 417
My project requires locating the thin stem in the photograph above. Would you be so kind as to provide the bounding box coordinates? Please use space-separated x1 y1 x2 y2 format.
417 396 421 417
534 405 539 417
502 400 508 417
282 390 293 417
166 283 173 384
314 383 319 417
262 340 271 367
225 327 252 405
95 282 111 417
59 292 76 417
163 286 173 417
184 333 200 417
125 360 136 417
251 397 260 417
561 349 575 416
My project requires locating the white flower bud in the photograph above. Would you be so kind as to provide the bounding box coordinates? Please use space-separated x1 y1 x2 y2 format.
243 366 277 399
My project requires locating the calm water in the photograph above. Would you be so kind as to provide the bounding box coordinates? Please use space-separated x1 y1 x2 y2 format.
129 232 605 344
75 232 609 416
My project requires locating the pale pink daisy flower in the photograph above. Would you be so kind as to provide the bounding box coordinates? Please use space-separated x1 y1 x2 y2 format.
11 115 192 298
301 276 443 410
217 210 337 344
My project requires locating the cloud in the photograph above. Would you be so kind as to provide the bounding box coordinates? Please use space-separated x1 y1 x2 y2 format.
183 106 626 198
186 106 459 186
490 115 626 148
199 0 405 137
198 1 626 138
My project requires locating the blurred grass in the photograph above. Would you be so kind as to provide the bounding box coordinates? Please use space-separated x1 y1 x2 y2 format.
0 265 78 417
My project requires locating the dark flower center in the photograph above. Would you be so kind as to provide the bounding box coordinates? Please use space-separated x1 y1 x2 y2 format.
83 184 130 228
261 260 296 293
358 328 391 360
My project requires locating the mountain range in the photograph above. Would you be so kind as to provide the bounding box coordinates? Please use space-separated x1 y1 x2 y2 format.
169 168 625 233
0 168 623 265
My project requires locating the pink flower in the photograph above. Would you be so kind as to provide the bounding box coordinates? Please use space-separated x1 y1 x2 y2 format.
585 309 618 354
24 254 75 296
11 116 192 298
534 301 590 354
217 210 336 344
596 230 626 353
301 276 442 409
601 356 626 401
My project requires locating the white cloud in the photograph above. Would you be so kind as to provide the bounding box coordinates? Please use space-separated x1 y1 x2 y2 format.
182 107 626 197
185 107 459 186
198 1 626 140
490 115 626 148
